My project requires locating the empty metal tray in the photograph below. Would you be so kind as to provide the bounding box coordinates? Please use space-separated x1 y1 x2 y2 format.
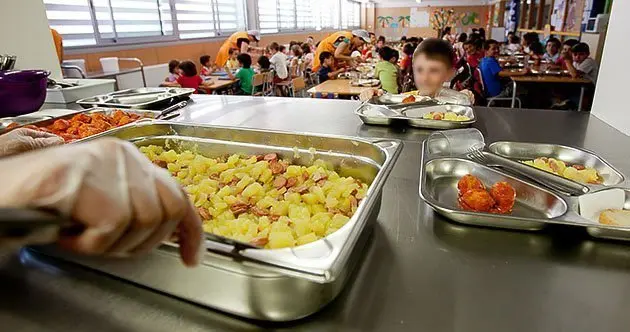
77 87 195 109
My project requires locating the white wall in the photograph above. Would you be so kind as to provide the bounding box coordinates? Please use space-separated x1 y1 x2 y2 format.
591 0 630 136
0 0 63 79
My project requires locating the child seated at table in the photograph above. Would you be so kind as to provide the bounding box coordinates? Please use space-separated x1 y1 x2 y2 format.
360 38 474 104
258 55 271 73
225 48 240 71
375 46 400 94
556 39 579 68
464 39 484 68
162 60 213 92
506 35 522 53
528 41 545 65
479 39 508 98
317 51 346 83
199 55 214 77
164 59 180 83
565 42 599 83
268 42 289 83
521 32 540 53
226 53 255 95
544 38 561 63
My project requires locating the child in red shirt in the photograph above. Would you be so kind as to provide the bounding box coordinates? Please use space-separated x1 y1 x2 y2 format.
163 60 212 92
464 39 484 68
199 55 214 76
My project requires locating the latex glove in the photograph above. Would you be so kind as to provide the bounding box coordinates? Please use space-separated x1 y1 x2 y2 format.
0 128 64 158
358 88 384 102
460 89 476 105
0 138 203 267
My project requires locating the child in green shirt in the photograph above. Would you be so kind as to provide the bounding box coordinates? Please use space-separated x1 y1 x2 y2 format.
227 53 255 95
375 46 400 94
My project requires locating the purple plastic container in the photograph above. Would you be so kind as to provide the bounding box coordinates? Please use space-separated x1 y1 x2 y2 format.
0 70 50 117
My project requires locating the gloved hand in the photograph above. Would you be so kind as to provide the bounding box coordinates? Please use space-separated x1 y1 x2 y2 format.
0 138 203 267
358 88 384 102
0 128 64 157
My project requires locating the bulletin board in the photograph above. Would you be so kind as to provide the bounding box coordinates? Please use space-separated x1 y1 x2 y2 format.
410 8 430 28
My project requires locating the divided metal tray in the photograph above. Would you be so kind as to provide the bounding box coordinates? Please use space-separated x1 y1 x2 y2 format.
37 120 402 321
76 87 195 109
355 100 476 130
419 140 630 241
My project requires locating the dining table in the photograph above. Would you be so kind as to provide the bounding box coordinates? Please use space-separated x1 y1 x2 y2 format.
307 79 378 99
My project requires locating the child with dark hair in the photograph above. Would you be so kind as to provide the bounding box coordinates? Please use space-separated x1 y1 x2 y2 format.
565 42 598 83
528 41 545 65
454 33 468 61
556 39 579 68
317 51 346 83
464 39 484 68
226 53 255 95
269 42 289 83
544 37 561 62
163 60 212 91
199 55 214 76
479 39 505 98
257 55 271 72
375 46 400 93
400 43 415 74
165 59 181 82
361 38 473 104
507 35 522 53
521 32 540 53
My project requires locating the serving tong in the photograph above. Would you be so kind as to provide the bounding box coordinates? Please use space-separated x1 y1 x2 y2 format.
466 145 621 196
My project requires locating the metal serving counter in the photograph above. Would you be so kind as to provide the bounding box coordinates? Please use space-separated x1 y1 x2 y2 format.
2 95 630 331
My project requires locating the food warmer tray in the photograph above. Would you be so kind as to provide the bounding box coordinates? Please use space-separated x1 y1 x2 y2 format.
419 140 630 241
2 107 168 137
0 114 53 133
355 100 476 130
34 120 402 321
76 87 195 109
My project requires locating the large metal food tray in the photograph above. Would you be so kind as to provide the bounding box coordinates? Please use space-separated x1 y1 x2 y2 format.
76 87 195 109
0 114 53 133
37 121 402 321
419 140 630 241
6 108 163 139
355 101 476 130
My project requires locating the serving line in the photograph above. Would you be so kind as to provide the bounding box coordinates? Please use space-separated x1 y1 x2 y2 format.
4 96 630 331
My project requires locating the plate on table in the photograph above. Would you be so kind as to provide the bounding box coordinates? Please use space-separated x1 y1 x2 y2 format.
351 79 380 87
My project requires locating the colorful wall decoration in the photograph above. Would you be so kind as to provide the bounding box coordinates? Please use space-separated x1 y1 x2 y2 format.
374 6 489 40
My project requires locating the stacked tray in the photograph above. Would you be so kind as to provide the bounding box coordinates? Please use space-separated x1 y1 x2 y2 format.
76 87 195 109
36 121 403 321
419 140 630 241
356 96 476 130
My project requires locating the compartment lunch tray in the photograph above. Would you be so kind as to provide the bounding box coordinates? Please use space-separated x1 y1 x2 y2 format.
418 140 630 241
355 100 476 130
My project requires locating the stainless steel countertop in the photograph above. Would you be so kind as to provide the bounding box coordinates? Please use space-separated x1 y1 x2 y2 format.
3 95 630 332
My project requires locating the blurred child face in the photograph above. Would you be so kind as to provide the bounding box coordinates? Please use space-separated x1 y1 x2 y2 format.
231 51 239 59
486 43 499 57
546 42 559 55
370 35 376 44
572 51 589 64
463 44 475 56
561 44 572 55
324 57 334 67
412 54 454 96
376 40 384 48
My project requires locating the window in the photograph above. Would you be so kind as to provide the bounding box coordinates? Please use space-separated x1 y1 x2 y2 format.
44 0 97 46
341 0 360 29
44 0 358 48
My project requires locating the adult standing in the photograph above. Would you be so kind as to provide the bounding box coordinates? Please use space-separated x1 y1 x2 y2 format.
312 29 371 72
215 30 263 67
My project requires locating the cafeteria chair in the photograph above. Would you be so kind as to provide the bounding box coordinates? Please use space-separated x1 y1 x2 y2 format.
263 70 275 96
289 77 307 98
251 73 265 96
475 68 522 108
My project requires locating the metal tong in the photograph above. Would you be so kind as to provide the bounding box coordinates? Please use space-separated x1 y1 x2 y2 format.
466 146 615 196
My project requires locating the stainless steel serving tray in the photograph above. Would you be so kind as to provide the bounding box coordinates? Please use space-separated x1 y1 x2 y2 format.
76 87 195 109
5 107 164 139
488 141 625 186
0 114 53 133
39 120 402 321
355 101 476 130
419 140 630 241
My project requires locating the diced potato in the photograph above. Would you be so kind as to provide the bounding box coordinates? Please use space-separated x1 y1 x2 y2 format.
297 233 318 245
